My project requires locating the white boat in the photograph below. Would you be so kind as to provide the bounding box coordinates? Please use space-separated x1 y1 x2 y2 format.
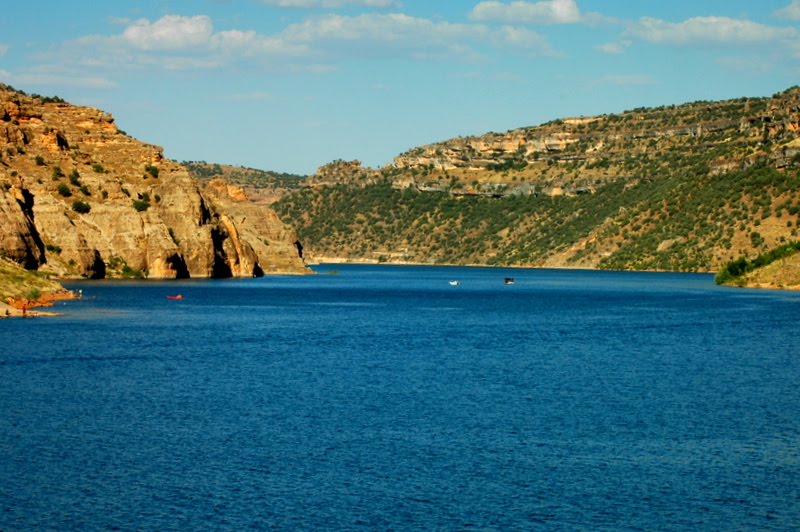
449 280 460 286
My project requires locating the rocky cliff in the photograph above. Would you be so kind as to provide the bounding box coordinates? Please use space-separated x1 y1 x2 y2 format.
390 88 800 188
0 84 308 278
304 159 381 188
307 87 800 201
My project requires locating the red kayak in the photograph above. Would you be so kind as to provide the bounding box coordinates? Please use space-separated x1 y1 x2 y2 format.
166 294 183 300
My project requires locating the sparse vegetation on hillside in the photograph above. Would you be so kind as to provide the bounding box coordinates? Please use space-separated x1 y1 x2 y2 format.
715 241 800 285
275 163 800 270
183 161 304 189
0 257 64 301
274 87 800 272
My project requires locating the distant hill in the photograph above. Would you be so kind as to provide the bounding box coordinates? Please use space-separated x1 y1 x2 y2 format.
183 161 304 205
272 86 800 273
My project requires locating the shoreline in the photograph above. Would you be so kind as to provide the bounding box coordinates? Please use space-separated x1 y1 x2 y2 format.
307 256 715 274
0 301 61 318
1 289 80 319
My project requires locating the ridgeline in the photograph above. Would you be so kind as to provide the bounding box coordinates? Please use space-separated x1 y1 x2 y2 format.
263 86 800 280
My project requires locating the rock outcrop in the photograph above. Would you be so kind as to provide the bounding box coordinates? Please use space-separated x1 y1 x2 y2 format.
384 87 800 197
304 159 381 187
202 179 307 274
0 84 308 278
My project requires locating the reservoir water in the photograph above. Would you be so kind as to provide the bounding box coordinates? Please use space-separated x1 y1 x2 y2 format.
1 264 799 530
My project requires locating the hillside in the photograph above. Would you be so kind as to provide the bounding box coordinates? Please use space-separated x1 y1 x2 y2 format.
273 87 800 272
715 242 800 289
183 161 304 205
0 256 64 299
739 252 800 289
0 256 78 316
0 84 308 279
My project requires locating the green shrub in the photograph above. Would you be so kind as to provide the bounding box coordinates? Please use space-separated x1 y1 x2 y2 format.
57 183 72 197
35 155 46 166
51 167 64 180
69 170 81 186
34 94 65 104
144 165 159 178
92 163 105 173
132 199 150 212
25 288 41 301
121 265 145 278
71 200 91 213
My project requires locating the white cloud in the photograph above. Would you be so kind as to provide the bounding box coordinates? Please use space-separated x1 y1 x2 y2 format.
260 0 398 7
775 1 800 20
122 15 214 50
210 29 310 56
280 13 467 44
60 15 309 72
46 12 554 76
627 16 797 46
276 13 553 57
470 0 582 25
597 40 631 54
494 26 552 51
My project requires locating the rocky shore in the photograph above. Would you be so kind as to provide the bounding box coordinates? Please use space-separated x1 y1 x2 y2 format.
2 289 79 317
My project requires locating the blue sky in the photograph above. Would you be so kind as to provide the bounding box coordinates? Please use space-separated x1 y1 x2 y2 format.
2 0 799 175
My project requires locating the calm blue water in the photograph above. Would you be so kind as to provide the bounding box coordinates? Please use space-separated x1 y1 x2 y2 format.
1 265 799 530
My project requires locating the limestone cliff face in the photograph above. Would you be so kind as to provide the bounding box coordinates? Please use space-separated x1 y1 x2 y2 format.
0 85 307 278
391 88 800 179
392 131 576 171
0 187 43 269
202 179 308 274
